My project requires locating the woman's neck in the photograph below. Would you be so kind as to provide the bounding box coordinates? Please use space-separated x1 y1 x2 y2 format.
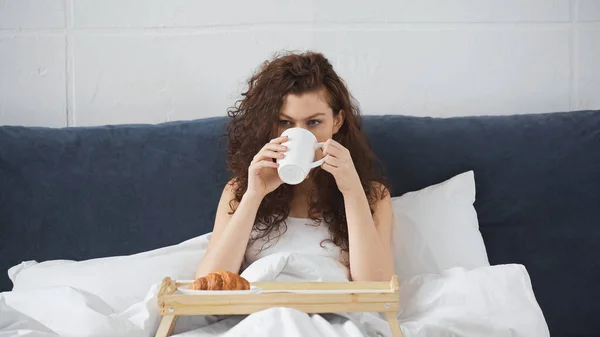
292 178 314 198
288 178 315 218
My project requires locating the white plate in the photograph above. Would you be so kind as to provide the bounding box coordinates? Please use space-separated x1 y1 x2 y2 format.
178 285 261 295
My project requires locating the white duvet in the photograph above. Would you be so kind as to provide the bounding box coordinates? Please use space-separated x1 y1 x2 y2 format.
0 233 549 337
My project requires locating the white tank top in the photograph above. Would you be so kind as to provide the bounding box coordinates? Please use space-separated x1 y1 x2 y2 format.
244 217 346 267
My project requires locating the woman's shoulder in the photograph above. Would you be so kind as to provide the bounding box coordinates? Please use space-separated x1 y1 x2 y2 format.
217 178 241 211
224 178 239 191
369 181 391 200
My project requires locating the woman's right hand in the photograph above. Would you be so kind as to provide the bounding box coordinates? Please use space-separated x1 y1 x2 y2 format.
246 135 288 198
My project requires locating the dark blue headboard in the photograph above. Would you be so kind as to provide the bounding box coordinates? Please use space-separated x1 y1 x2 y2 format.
1 110 599 336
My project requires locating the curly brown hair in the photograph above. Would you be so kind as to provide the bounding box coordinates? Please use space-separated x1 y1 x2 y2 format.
226 50 389 257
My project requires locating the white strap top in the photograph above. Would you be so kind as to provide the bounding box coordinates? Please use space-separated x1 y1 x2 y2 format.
244 217 345 267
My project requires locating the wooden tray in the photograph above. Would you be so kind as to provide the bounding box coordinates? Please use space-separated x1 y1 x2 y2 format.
155 276 403 337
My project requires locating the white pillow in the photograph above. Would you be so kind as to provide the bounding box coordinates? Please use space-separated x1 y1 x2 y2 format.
397 264 550 336
8 234 210 312
391 170 489 279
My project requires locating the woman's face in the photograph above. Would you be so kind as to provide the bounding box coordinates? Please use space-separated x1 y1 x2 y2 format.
278 89 344 142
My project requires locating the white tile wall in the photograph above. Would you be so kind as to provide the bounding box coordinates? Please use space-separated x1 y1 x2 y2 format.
0 0 598 127
0 36 67 127
73 31 313 126
72 0 314 27
313 0 571 23
316 29 571 116
73 0 571 27
577 0 600 22
0 0 64 29
577 27 600 109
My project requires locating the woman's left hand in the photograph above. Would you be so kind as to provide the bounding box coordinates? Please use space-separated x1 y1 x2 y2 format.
320 139 363 196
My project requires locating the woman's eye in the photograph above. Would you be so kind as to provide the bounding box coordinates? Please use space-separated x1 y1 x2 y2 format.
279 120 291 125
308 120 321 126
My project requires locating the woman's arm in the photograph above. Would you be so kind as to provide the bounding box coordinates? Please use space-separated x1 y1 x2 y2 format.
195 182 263 278
196 135 288 278
343 185 394 282
320 139 395 282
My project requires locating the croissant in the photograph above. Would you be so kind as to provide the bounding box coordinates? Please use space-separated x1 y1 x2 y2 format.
190 270 250 291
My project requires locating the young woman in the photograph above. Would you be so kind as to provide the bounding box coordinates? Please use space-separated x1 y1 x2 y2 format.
196 51 394 282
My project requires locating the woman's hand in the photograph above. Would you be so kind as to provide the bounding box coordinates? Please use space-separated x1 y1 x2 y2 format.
247 135 288 198
320 139 363 196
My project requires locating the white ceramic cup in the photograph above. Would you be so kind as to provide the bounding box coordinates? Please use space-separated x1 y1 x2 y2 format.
277 127 325 185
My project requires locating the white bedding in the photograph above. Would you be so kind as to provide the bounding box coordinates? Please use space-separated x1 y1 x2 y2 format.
0 233 549 337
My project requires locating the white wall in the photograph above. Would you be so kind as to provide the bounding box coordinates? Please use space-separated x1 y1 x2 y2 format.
0 0 599 127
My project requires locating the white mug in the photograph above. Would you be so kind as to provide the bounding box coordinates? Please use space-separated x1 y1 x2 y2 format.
277 127 325 185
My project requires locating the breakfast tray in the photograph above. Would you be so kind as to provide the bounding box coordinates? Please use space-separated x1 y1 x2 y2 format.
155 275 404 337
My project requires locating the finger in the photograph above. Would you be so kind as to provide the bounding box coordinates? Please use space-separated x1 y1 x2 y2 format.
323 154 340 168
323 142 343 157
250 160 278 172
321 161 336 173
262 143 287 153
325 139 343 150
252 144 287 163
253 150 285 163
269 135 289 144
